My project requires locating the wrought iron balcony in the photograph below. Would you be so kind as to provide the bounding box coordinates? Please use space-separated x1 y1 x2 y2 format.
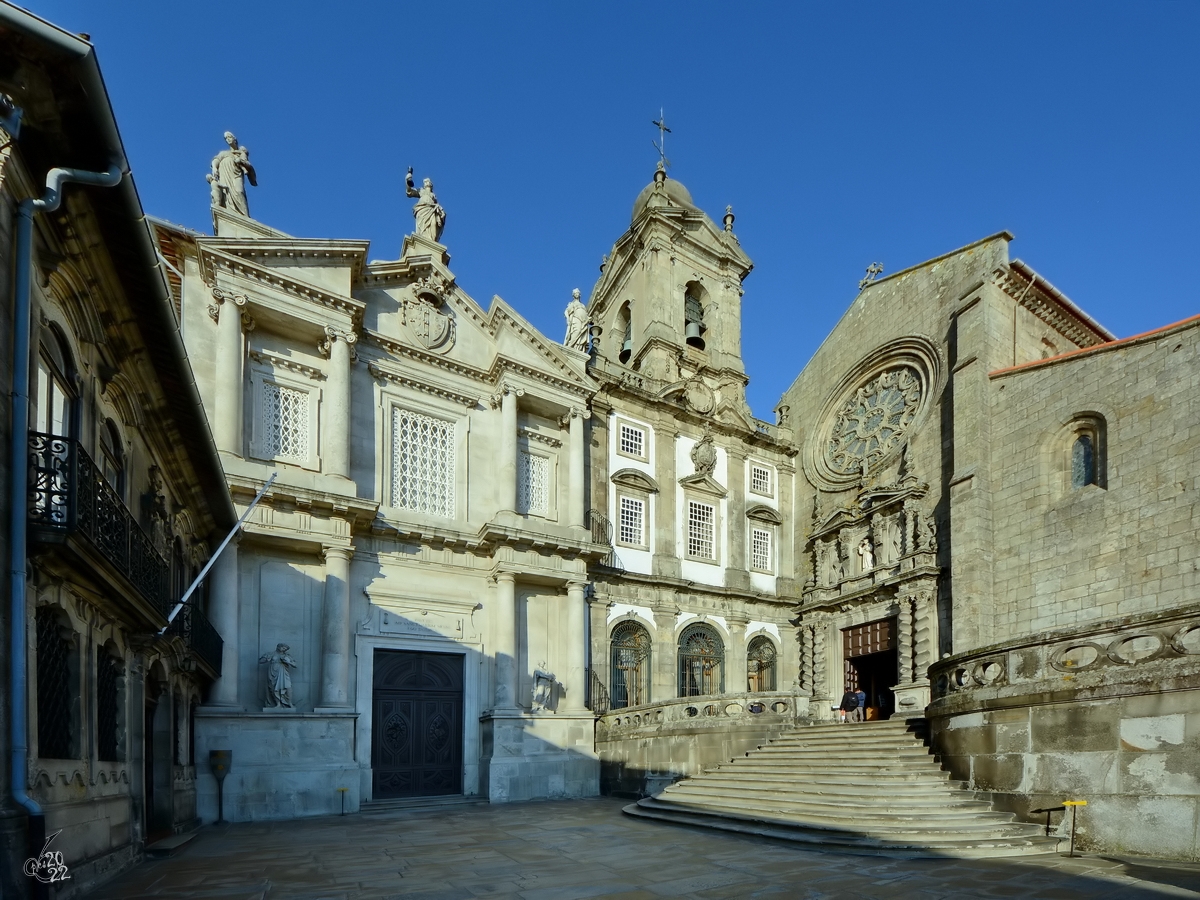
166 600 224 677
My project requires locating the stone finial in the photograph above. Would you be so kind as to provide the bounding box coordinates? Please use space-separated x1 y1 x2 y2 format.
723 205 735 233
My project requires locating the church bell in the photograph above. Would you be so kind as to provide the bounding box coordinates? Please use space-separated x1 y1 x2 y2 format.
685 320 705 350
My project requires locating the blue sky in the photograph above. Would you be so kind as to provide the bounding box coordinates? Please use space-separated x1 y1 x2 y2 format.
28 1 1200 418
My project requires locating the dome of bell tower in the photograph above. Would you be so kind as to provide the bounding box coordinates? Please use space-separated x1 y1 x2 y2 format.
631 162 698 223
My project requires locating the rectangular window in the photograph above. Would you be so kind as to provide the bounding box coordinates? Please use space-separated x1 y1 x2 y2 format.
687 500 715 559
392 408 455 517
750 464 772 496
518 451 550 515
618 496 645 546
619 423 645 458
751 527 772 572
262 382 309 462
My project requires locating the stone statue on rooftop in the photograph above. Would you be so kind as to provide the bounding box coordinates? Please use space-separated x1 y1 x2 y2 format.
406 167 446 242
259 643 297 709
208 131 257 218
563 288 591 352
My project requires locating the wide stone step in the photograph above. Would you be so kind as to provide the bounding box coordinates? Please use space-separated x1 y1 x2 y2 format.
710 766 960 786
665 780 994 809
653 791 1019 827
740 749 939 763
625 800 1061 859
755 739 934 752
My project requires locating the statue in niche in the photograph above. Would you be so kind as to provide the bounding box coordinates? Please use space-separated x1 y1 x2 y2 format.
814 541 832 586
406 167 446 242
836 531 851 581
259 643 297 709
857 536 875 573
915 509 938 552
207 131 257 218
563 288 591 352
885 514 902 564
690 431 717 476
532 662 557 711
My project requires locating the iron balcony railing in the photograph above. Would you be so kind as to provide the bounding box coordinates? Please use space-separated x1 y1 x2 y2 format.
28 432 222 675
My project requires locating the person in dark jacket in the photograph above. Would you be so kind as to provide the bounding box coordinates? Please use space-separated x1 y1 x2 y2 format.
839 687 859 724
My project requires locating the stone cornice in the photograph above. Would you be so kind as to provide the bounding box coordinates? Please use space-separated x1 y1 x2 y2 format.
204 238 370 281
248 349 325 381
368 360 479 408
992 266 1107 349
520 428 563 449
198 245 365 323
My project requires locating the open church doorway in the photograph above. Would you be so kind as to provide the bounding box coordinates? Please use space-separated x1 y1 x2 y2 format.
842 619 898 720
371 649 464 799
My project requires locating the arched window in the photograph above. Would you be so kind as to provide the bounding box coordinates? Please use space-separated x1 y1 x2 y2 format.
34 325 76 437
1072 435 1095 488
36 607 78 759
615 302 633 364
678 623 723 697
609 620 652 709
1065 413 1106 491
96 643 125 762
100 419 125 496
684 285 706 350
747 636 777 692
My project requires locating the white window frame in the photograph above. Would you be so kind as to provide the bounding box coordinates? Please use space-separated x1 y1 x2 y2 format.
685 498 718 563
390 405 458 519
750 525 773 573
749 462 774 498
615 418 649 462
616 492 648 549
249 368 320 470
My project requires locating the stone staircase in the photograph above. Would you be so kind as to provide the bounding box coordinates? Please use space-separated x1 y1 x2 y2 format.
624 718 1061 858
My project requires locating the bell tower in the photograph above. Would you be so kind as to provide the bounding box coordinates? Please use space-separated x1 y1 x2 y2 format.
587 164 754 418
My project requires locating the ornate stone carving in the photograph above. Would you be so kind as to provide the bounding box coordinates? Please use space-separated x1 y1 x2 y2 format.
207 286 248 323
406 168 446 242
827 366 922 476
684 379 715 414
402 292 454 352
690 431 717 475
207 131 256 219
318 324 358 360
857 536 875 572
563 288 591 353
259 643 297 709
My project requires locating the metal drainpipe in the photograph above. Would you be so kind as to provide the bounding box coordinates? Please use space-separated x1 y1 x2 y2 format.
9 162 124 825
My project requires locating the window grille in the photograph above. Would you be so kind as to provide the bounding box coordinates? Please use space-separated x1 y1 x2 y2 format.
678 623 723 696
747 636 777 692
751 464 772 495
618 496 644 545
610 621 652 709
392 409 455 517
262 382 309 461
751 527 772 571
36 607 73 759
619 423 645 457
97 652 121 762
517 451 549 515
687 501 715 559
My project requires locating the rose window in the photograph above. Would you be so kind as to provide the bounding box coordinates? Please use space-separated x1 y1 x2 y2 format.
826 366 921 475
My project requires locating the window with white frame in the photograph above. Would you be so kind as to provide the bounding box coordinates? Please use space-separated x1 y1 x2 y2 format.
518 450 550 515
392 408 455 517
687 500 716 560
617 421 647 460
751 526 773 572
750 463 773 496
262 382 310 462
618 495 645 546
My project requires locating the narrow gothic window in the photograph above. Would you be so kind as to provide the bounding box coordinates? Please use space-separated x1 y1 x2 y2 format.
392 409 455 517
96 649 123 762
610 621 651 709
619 423 645 458
517 451 549 515
262 382 309 462
747 636 777 692
751 527 772 572
36 607 76 759
1072 435 1095 489
618 496 644 545
684 289 706 350
678 623 723 696
687 500 715 559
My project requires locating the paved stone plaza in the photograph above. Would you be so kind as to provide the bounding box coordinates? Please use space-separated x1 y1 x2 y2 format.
83 798 1200 899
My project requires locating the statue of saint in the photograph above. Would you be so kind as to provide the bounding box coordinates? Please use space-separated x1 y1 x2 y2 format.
532 662 556 711
259 643 297 708
563 288 591 352
857 537 875 573
207 131 256 218
406 167 446 242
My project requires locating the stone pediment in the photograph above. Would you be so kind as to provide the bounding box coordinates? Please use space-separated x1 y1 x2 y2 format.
746 504 783 525
611 468 659 493
678 472 727 498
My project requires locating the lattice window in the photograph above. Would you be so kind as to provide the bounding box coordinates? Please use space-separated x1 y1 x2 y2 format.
678 623 723 697
392 409 455 517
751 527 772 572
262 382 309 461
750 464 772 495
619 423 645 458
96 651 122 762
618 496 644 546
518 451 549 515
610 621 652 709
36 607 74 759
687 500 715 559
747 636 777 692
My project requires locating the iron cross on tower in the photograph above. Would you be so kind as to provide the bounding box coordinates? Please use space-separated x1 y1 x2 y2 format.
652 108 671 169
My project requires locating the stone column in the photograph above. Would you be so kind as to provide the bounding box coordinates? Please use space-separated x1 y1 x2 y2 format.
913 589 936 680
322 326 356 480
651 604 677 701
493 573 518 709
726 614 748 694
499 386 521 512
811 612 831 715
586 596 611 709
799 623 815 695
212 289 248 455
777 464 796 590
897 595 915 684
318 545 353 708
568 408 587 529
208 537 241 706
563 580 588 711
725 449 748 590
652 426 679 578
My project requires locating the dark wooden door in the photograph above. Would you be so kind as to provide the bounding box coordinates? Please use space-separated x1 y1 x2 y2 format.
372 650 463 798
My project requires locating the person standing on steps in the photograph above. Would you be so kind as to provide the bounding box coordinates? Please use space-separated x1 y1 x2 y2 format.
854 687 867 723
839 686 859 724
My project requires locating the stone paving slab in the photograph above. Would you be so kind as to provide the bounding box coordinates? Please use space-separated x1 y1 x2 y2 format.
82 797 1200 900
